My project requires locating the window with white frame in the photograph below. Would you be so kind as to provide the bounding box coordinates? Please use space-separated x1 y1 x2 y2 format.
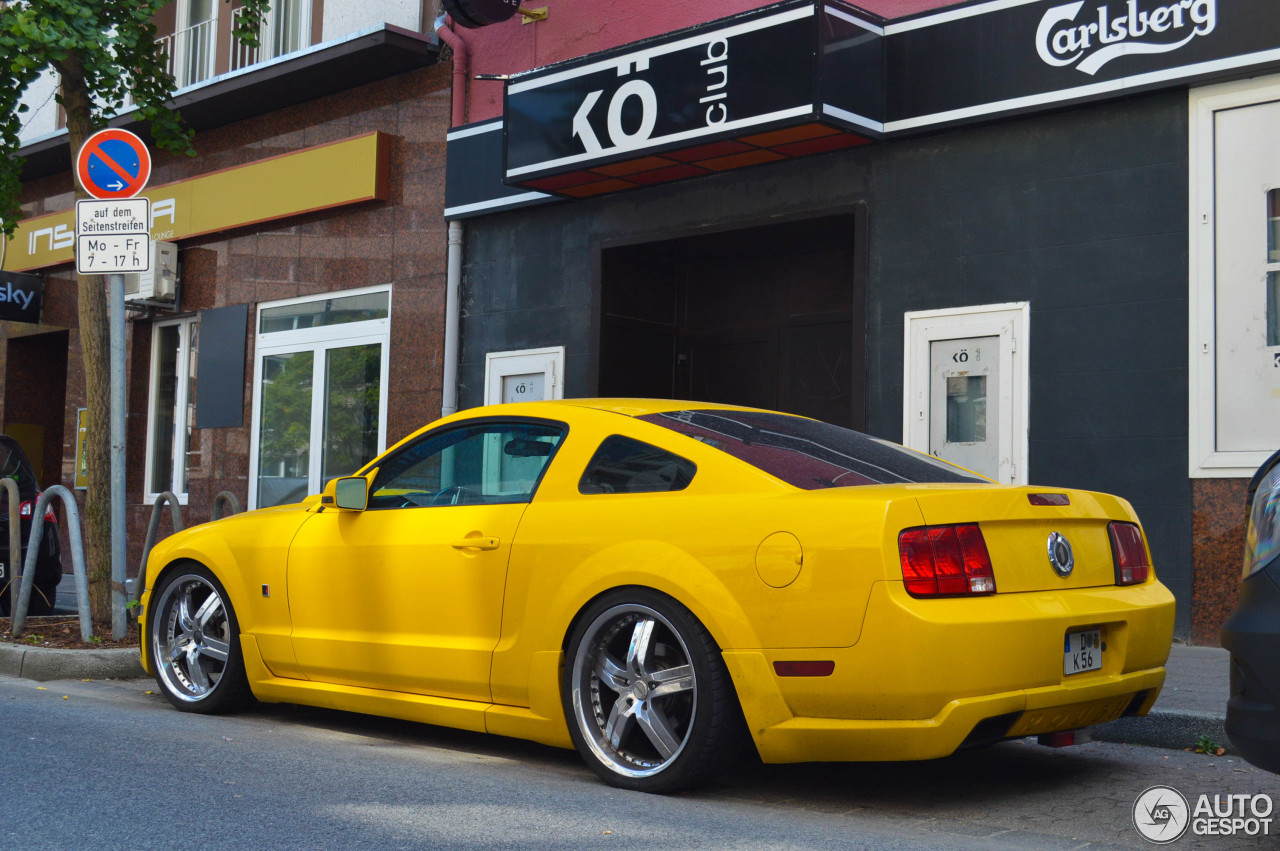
1189 76 1280 477
230 0 312 71
484 346 565 405
162 0 219 89
249 286 391 509
145 316 199 504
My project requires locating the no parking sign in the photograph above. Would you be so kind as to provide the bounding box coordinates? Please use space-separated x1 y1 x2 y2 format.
75 129 151 200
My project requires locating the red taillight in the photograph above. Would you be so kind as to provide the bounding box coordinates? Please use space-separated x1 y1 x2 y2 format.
18 499 56 524
1109 522 1149 585
898 523 996 597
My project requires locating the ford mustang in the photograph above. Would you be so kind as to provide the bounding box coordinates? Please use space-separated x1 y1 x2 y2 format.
139 400 1175 792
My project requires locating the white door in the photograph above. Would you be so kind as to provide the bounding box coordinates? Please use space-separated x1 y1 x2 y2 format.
483 346 565 405
248 287 391 509
1213 99 1280 454
904 303 1028 484
929 335 999 479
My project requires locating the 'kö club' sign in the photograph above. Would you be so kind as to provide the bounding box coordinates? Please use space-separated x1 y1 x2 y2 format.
445 0 1280 218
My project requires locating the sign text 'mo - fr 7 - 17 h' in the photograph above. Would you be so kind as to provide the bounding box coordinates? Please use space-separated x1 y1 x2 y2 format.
74 129 153 275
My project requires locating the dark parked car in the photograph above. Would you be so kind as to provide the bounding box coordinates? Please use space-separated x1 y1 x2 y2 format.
1222 448 1280 773
0 435 62 616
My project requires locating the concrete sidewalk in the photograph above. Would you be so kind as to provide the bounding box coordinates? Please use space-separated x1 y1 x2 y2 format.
1092 642 1232 753
0 580 145 681
3 582 1235 755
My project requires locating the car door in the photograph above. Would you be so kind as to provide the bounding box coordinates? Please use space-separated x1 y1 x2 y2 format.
285 418 565 702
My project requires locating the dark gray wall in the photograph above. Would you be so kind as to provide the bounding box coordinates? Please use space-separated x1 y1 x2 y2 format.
460 90 1192 636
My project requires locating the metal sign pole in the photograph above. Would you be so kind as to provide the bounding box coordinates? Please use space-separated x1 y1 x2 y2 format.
73 129 152 642
109 272 126 640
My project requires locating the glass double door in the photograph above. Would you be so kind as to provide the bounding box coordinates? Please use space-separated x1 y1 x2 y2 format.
254 335 386 508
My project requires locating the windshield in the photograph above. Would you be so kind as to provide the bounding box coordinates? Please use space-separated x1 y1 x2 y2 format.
640 410 985 490
0 436 38 499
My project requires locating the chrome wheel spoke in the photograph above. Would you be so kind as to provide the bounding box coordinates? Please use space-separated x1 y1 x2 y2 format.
603 698 635 749
184 648 211 692
594 654 629 694
193 593 222 629
165 639 187 663
200 637 230 663
626 618 655 679
176 596 197 632
649 664 694 698
635 703 681 761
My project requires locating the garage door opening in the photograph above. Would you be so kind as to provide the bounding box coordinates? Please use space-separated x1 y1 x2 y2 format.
598 213 865 428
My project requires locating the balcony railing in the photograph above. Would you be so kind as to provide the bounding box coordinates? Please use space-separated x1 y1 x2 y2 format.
229 6 262 74
158 18 217 89
113 3 304 113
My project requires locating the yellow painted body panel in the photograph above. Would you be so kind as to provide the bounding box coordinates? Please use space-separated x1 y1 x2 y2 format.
139 399 1177 764
139 502 316 679
285 501 526 702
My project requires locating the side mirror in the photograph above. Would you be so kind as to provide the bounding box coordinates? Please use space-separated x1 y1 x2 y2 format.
334 476 369 511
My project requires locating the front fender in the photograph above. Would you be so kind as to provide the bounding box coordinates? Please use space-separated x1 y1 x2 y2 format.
140 505 314 675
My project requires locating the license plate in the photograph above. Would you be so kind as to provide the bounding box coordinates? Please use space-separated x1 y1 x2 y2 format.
0 561 5 580
1064 629 1103 676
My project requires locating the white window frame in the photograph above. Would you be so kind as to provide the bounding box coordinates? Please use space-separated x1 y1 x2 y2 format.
144 315 198 506
261 0 312 61
248 284 392 510
1189 75 1280 478
902 302 1029 485
483 346 565 406
172 0 219 89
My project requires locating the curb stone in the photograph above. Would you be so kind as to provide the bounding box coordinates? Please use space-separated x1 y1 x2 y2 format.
1094 709 1232 755
0 642 144 681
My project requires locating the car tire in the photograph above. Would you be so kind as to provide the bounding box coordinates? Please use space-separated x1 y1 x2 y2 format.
149 563 252 714
563 588 742 793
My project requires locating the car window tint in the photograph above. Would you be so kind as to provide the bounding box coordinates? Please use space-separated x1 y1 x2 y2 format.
0 436 38 498
368 421 565 509
579 435 696 494
639 410 984 490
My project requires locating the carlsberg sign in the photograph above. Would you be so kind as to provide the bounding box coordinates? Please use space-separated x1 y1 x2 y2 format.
1037 0 1216 75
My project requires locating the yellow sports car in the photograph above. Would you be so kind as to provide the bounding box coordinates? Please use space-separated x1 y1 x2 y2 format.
140 400 1175 792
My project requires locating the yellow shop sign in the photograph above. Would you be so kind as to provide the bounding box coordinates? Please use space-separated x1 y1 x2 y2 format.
2 132 390 273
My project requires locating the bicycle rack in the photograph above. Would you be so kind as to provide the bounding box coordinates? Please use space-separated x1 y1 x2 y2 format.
11 485 92 641
1 478 18 617
210 491 242 520
129 491 240 607
131 491 184 607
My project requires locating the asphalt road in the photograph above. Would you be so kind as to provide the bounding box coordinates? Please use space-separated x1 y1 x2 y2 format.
3 676 1278 850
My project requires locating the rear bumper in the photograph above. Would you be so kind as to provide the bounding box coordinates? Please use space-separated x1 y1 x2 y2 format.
725 578 1175 763
1222 562 1280 774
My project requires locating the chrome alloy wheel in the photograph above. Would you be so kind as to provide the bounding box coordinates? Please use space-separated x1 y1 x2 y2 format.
570 603 698 779
152 573 233 702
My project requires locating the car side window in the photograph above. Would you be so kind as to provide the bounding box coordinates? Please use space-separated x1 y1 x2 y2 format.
368 421 565 509
579 435 696 494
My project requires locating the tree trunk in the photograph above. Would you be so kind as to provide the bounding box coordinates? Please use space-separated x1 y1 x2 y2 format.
56 53 113 620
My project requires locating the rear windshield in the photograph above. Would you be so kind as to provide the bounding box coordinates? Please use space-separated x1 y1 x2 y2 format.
639 410 985 490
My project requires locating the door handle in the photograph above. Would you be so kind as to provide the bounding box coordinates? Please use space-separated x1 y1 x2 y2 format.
451 536 500 551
